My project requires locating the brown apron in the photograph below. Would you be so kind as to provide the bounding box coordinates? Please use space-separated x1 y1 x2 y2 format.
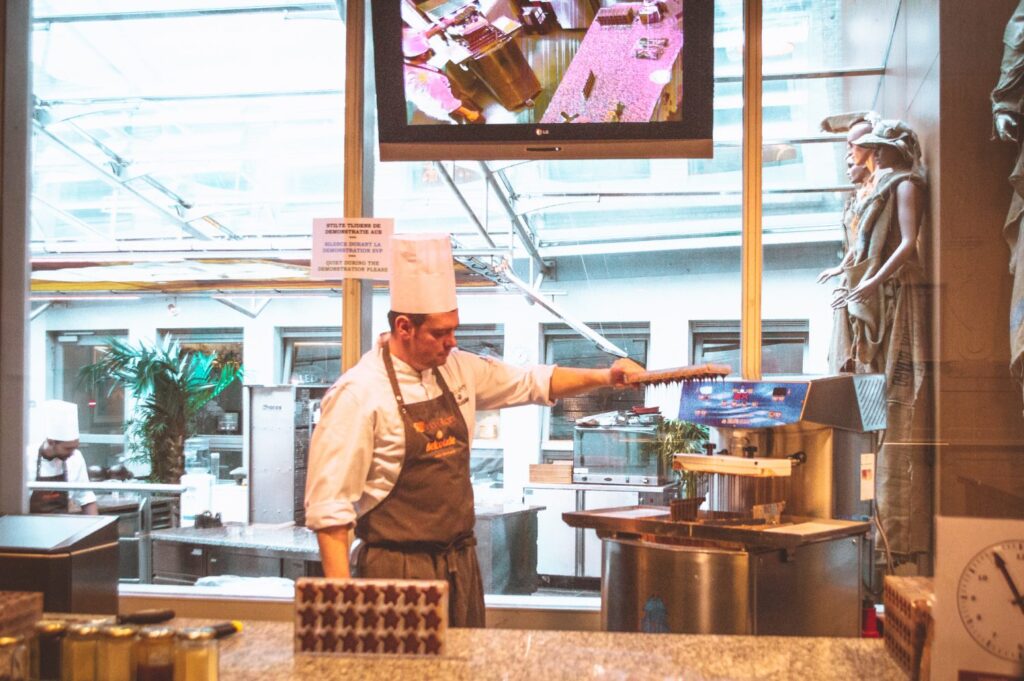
354 346 485 627
29 453 69 514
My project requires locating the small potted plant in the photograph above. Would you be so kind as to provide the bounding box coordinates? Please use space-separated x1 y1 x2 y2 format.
653 418 709 521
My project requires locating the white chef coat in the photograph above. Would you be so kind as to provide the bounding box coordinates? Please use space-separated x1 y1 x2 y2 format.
31 448 97 510
304 347 555 531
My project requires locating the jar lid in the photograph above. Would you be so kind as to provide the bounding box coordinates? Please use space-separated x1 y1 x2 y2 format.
0 635 24 647
139 625 176 640
67 623 101 638
177 627 216 641
102 624 138 639
35 619 69 634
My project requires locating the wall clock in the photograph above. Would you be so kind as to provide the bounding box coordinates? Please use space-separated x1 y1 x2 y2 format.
933 517 1024 681
956 539 1024 662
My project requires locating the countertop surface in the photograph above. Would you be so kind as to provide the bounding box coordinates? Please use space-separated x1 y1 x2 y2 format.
150 503 544 554
207 619 905 680
151 524 319 555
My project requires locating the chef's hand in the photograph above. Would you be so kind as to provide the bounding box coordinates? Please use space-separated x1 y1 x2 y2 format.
995 111 1019 144
609 357 645 388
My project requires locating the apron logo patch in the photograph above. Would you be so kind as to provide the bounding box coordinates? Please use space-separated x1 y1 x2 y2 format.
415 414 456 434
426 435 458 456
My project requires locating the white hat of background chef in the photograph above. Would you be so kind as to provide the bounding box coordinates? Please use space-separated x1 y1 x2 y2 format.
389 233 457 314
43 400 79 441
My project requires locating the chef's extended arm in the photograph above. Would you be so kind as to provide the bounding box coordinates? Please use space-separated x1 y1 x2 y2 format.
549 358 645 398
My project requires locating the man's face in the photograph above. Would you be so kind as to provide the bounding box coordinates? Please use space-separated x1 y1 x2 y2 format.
846 122 873 184
48 439 79 460
406 310 459 370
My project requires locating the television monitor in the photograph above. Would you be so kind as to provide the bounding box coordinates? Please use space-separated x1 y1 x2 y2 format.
372 0 714 161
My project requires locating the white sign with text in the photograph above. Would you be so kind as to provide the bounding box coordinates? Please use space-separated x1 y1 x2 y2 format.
311 218 393 281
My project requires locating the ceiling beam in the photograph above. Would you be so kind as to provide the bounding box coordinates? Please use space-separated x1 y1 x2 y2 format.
33 120 212 241
32 4 337 24
478 162 547 275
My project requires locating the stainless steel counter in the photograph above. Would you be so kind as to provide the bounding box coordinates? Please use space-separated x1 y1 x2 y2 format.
563 506 871 637
151 504 544 593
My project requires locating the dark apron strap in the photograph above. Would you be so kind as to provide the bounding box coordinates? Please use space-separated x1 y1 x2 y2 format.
381 345 463 431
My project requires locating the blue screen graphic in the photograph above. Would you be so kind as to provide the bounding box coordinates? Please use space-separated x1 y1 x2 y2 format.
678 381 809 428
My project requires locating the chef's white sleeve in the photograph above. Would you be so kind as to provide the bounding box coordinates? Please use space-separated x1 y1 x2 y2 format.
304 384 376 530
464 353 556 410
66 451 97 507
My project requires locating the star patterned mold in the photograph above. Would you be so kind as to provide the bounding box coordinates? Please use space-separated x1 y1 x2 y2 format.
294 578 448 656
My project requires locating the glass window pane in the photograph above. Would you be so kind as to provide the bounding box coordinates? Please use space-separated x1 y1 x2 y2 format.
57 334 127 436
545 327 649 440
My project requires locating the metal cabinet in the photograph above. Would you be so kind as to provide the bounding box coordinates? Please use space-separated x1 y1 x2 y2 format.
152 541 312 584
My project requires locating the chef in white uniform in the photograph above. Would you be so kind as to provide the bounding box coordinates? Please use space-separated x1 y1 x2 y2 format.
305 233 641 627
29 400 98 515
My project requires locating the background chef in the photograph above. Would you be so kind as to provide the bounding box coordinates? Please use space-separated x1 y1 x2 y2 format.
305 233 642 627
29 399 98 515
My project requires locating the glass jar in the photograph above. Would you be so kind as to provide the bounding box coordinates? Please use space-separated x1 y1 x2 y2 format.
135 626 175 681
61 623 100 681
0 635 28 681
31 620 67 681
173 628 217 681
97 625 137 681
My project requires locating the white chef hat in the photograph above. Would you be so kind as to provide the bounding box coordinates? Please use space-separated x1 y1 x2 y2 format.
389 233 457 314
43 400 80 441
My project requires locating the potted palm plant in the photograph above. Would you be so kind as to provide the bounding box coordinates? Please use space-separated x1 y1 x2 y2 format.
654 418 710 521
80 335 243 483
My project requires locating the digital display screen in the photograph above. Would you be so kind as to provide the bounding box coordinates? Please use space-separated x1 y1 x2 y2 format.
679 381 810 428
372 0 714 160
400 1 685 126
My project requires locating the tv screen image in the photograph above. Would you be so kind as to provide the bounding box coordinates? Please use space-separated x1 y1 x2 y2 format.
374 0 713 160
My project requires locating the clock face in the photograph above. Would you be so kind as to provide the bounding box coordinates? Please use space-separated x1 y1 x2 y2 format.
956 539 1024 663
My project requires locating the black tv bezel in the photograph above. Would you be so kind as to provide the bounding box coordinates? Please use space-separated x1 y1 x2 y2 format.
372 0 715 161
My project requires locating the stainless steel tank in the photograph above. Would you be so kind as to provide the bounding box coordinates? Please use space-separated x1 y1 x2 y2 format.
601 533 864 636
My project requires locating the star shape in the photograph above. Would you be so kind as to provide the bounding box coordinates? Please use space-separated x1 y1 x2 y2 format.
383 584 401 605
320 608 339 628
382 633 401 653
402 608 420 629
299 582 318 603
382 608 401 629
423 586 442 606
361 607 380 628
298 629 318 651
320 583 339 604
341 607 360 628
319 630 339 652
362 584 379 605
423 634 442 655
360 632 380 652
423 610 442 631
299 606 318 628
341 583 360 604
341 631 360 652
402 631 421 654
402 585 422 605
